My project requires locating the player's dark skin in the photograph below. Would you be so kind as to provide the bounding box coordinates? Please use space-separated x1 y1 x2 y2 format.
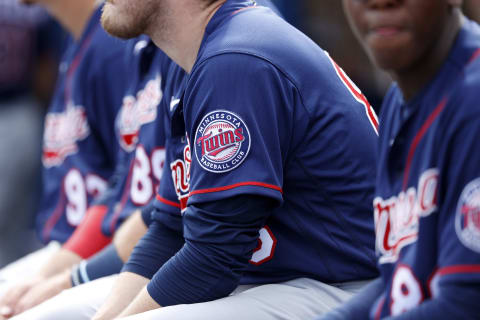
342 0 463 101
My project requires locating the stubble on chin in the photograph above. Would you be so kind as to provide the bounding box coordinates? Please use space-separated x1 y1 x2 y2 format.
101 2 149 39
19 0 37 5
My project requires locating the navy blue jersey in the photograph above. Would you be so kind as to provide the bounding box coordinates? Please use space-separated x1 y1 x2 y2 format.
370 19 480 319
96 0 277 237
150 0 379 291
37 7 131 243
96 38 174 236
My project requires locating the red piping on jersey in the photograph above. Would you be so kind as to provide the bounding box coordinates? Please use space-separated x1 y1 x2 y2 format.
436 264 480 276
231 5 257 16
468 48 480 64
189 181 282 196
374 296 385 320
42 191 67 243
109 159 136 234
64 30 97 105
331 60 379 132
383 233 417 252
156 195 181 209
402 99 447 190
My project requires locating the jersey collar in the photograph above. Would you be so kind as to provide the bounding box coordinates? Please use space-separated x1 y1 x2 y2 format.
204 0 257 37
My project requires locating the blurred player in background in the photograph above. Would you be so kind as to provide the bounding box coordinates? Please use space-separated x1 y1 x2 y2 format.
321 0 480 318
5 43 182 320
0 0 63 267
0 0 132 316
0 37 168 319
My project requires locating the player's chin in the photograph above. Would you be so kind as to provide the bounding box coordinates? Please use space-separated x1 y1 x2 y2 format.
101 16 142 40
364 33 416 69
101 6 123 38
19 0 36 5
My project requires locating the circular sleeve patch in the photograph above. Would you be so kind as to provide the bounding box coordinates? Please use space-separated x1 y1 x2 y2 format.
455 177 480 253
194 110 251 173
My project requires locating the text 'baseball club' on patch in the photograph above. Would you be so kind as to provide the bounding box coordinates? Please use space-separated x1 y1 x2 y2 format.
194 110 250 173
455 177 480 253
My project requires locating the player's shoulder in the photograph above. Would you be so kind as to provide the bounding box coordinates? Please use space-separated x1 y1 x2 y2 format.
433 54 480 149
438 19 480 118
197 3 331 81
445 52 480 117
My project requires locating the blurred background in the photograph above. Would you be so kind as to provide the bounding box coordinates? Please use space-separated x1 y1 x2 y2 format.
0 0 479 267
0 0 64 266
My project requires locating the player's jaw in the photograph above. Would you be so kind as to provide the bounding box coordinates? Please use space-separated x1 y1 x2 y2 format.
18 0 47 5
342 0 459 72
101 0 158 39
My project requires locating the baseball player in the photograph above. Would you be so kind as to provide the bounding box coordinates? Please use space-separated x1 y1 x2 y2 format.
61 37 175 288
0 0 132 315
321 0 480 319
0 34 172 318
89 0 381 319
5 47 186 319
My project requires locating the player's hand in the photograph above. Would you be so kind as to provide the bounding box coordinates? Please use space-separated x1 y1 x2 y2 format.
12 270 72 316
0 276 44 318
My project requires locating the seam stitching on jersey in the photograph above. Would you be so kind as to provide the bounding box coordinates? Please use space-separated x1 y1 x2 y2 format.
190 51 312 118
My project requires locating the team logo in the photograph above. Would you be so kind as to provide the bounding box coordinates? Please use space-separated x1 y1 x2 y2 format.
42 103 90 167
375 169 439 264
455 178 480 253
194 110 250 173
116 75 162 152
170 143 191 213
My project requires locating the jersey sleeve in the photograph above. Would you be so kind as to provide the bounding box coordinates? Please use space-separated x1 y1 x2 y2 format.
415 116 480 319
146 195 276 306
437 119 480 269
184 53 295 206
143 54 295 306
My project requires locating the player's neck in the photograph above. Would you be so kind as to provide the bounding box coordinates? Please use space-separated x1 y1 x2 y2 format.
148 0 226 73
46 0 99 41
391 12 463 101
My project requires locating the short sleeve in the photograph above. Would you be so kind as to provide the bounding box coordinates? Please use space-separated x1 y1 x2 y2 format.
184 53 296 206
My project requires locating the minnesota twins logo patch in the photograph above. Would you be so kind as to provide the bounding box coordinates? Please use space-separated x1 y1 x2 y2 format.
42 103 90 167
194 110 250 173
116 75 162 152
455 178 480 253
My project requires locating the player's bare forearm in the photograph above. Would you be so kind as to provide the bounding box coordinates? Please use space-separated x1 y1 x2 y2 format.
113 210 148 262
36 249 82 278
0 250 79 318
92 272 149 320
117 286 161 318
